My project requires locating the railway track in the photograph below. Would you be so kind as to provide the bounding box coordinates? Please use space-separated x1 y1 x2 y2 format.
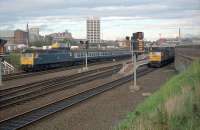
0 67 155 130
3 65 79 81
0 64 122 97
2 59 126 81
0 64 122 110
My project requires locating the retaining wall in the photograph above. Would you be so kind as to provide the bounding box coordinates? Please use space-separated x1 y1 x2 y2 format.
175 44 200 72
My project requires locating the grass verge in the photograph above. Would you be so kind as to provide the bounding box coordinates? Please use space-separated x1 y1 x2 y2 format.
116 59 200 130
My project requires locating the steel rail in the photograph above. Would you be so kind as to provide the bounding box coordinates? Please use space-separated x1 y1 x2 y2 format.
0 64 122 97
0 66 121 109
0 67 154 130
2 60 121 81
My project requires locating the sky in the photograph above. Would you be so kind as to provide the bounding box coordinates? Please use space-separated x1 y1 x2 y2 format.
0 0 200 40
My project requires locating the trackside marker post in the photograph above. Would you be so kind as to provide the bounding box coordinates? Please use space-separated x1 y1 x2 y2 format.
0 58 2 86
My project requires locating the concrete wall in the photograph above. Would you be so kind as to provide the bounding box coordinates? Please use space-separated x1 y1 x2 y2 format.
175 44 200 72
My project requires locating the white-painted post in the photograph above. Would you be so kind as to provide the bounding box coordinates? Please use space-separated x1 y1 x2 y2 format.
85 49 88 70
0 58 2 86
133 53 137 88
130 43 134 91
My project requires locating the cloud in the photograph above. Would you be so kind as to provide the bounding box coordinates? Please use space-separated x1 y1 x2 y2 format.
0 0 199 40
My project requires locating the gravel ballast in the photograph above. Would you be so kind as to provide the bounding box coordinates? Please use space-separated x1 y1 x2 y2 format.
19 64 176 130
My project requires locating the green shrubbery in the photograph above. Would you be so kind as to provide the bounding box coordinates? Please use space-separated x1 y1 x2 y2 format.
4 52 21 70
117 59 200 130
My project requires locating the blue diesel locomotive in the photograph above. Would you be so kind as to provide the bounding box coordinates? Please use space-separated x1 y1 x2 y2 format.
21 48 131 71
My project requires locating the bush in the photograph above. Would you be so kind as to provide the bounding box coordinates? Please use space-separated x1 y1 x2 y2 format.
4 52 21 70
116 59 200 130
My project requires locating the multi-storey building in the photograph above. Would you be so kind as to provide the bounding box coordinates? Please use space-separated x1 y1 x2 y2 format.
29 27 39 36
14 29 28 45
87 17 101 44
29 27 40 42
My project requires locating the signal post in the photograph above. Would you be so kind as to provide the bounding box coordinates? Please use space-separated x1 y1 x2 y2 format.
80 40 89 71
130 32 145 92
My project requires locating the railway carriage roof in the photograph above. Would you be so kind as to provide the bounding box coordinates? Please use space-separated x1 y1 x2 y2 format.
23 48 70 53
150 46 174 52
23 48 130 53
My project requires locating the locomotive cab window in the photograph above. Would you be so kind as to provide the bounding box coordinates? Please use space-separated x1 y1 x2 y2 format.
22 53 33 57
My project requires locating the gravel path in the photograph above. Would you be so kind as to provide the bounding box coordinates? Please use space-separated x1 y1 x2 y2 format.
19 64 176 130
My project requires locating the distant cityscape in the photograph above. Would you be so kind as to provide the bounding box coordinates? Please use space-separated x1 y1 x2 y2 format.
0 17 199 52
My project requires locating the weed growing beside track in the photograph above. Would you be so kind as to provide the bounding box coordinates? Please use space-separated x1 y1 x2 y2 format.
116 59 200 130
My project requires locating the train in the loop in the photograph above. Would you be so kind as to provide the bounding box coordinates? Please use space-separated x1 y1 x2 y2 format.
20 43 175 71
148 45 175 67
21 48 132 72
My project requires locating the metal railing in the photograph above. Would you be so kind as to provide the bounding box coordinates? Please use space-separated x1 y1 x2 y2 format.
1 60 15 75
